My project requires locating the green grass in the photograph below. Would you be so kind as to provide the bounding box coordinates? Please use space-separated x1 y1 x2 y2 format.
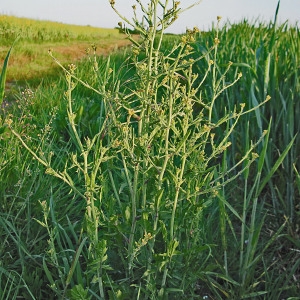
0 15 131 83
1 1 300 299
0 39 15 105
0 15 121 45
192 17 300 223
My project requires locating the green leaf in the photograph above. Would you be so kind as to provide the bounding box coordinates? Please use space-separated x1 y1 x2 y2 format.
293 164 300 195
257 120 271 173
250 82 262 135
165 288 184 293
42 258 55 287
240 290 268 299
258 134 297 195
0 39 18 106
263 53 271 100
66 237 88 285
125 205 130 222
67 284 91 300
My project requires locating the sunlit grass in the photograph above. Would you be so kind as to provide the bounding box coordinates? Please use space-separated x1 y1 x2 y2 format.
0 15 131 83
1 1 299 298
0 15 121 44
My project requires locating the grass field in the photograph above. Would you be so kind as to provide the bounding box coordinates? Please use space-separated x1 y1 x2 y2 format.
0 15 132 83
1 1 299 299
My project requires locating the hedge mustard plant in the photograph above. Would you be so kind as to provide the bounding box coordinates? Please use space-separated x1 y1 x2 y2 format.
7 1 274 298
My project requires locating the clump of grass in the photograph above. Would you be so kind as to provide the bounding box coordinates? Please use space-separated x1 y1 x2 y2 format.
192 0 300 235
189 2 300 295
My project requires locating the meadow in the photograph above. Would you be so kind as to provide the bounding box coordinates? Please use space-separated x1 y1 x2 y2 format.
0 15 130 83
0 1 299 299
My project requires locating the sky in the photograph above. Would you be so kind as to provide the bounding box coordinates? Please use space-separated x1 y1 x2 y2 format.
1 0 299 33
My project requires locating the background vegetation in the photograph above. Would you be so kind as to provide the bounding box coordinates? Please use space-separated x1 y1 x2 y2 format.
0 15 130 83
0 1 299 299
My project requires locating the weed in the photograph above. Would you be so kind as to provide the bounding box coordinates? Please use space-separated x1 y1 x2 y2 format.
2 0 299 299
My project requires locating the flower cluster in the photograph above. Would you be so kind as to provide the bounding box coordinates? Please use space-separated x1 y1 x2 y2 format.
181 26 200 45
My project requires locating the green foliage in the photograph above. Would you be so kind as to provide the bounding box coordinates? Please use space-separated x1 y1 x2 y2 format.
0 39 17 106
0 15 121 45
1 0 299 299
192 6 300 227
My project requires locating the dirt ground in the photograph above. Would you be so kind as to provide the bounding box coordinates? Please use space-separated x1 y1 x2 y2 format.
2 37 133 83
50 38 132 60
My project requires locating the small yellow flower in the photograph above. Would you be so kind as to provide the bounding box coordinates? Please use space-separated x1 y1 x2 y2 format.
217 16 222 21
186 29 192 35
193 26 200 34
171 15 178 22
132 48 139 56
185 44 193 52
5 118 13 126
214 37 220 45
128 109 135 116
181 35 187 44
68 63 76 74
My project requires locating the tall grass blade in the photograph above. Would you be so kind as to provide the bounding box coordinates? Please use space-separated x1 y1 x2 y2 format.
0 39 17 106
65 237 87 286
42 257 56 287
257 121 271 173
293 164 300 195
274 0 280 25
263 53 271 100
258 134 297 195
250 82 263 136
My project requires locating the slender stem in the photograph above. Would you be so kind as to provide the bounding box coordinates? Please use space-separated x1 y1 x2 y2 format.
209 24 220 124
128 164 139 273
170 154 187 240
